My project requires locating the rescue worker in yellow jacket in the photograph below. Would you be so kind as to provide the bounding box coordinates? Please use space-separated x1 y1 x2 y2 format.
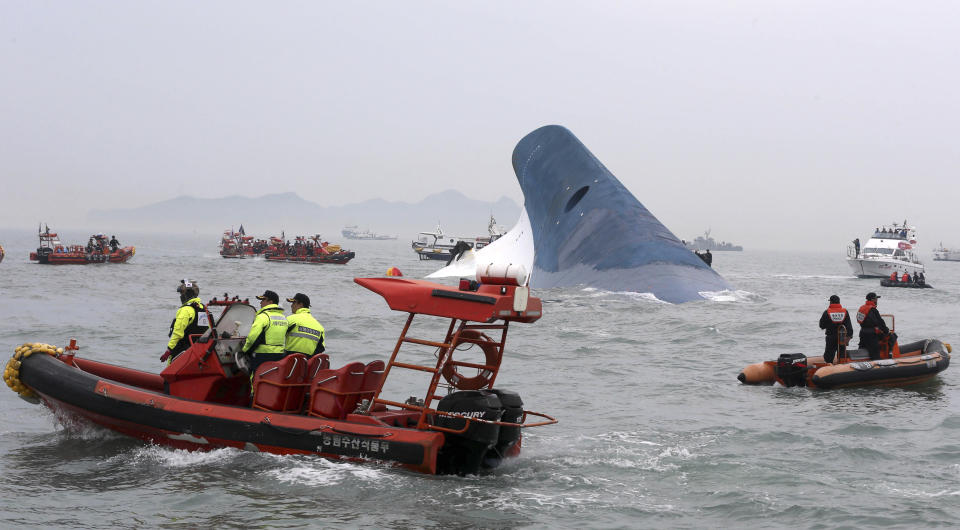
284 293 326 356
242 290 288 374
161 279 209 362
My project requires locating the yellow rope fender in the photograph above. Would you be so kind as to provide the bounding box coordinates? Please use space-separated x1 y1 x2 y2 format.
4 342 63 400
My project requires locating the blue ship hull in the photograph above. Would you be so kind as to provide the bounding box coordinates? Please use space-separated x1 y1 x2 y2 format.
511 125 732 303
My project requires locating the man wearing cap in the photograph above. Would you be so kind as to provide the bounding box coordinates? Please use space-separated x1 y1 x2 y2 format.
819 294 853 364
856 292 889 360
242 290 289 373
285 293 326 356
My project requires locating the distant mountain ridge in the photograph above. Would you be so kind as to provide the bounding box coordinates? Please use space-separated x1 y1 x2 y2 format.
87 191 522 238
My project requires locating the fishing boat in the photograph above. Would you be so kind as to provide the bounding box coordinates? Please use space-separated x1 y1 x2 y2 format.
738 315 950 389
341 226 397 240
264 234 355 265
933 244 960 262
5 266 554 475
29 225 135 265
847 221 923 278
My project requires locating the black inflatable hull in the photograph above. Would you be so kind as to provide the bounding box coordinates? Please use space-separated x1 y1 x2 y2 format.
880 279 932 289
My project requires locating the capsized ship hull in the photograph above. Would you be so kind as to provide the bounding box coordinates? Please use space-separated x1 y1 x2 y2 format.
510 125 732 303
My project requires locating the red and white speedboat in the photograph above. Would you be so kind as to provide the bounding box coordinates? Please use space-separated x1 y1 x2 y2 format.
29 225 135 265
6 268 554 475
847 221 923 278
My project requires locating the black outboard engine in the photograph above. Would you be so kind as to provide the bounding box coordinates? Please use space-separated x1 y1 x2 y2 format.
435 390 503 475
482 389 524 469
775 353 808 387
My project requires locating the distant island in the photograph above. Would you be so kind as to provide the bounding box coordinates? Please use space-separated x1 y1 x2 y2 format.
88 190 521 238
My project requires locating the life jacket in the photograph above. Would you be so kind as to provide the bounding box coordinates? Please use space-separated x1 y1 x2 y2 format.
889 272 897 281
826 303 848 324
902 273 910 282
285 308 325 355
245 305 288 354
168 299 210 354
856 301 876 325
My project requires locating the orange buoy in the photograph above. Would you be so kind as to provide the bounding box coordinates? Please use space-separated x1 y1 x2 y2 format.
386 267 403 277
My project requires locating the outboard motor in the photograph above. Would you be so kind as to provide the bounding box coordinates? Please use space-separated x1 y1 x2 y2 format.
482 389 524 469
775 353 808 387
435 390 503 475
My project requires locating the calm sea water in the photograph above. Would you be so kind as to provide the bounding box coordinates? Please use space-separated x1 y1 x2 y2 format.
1 229 959 528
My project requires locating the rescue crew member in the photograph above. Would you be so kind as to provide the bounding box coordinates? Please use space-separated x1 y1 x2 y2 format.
819 294 853 364
110 235 120 252
889 272 897 282
242 289 288 374
284 293 326 356
856 292 889 360
161 279 209 362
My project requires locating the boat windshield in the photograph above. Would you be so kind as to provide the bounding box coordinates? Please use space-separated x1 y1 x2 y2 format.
863 247 894 255
872 230 907 240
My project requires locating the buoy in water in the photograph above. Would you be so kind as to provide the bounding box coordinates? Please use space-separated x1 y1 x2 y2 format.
386 267 403 277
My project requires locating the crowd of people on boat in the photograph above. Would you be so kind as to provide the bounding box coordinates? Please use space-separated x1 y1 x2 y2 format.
819 292 893 363
162 281 326 378
887 271 926 286
272 236 341 257
874 226 909 238
84 234 121 254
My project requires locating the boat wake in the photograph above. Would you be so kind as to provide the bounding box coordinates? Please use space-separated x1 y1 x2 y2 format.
772 274 858 280
127 446 240 468
268 456 393 486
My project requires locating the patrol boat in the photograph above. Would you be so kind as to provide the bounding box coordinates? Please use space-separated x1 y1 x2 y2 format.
29 225 135 264
738 314 950 389
846 221 924 278
5 265 555 475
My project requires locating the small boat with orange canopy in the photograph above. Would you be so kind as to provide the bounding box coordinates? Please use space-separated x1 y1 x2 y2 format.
5 264 555 475
29 225 135 264
738 314 950 389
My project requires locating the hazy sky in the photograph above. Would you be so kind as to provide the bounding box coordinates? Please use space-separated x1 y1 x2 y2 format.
3 1 959 250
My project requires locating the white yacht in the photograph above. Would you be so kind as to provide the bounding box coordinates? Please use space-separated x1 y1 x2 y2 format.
847 221 924 278
933 243 960 262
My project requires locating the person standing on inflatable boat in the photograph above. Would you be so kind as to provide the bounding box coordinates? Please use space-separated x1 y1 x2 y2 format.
857 292 889 360
820 294 853 363
161 279 209 363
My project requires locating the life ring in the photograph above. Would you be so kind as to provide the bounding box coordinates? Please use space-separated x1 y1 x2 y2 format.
441 329 501 390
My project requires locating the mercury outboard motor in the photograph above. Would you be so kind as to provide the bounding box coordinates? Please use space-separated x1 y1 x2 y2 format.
775 353 808 387
482 389 524 469
435 390 503 475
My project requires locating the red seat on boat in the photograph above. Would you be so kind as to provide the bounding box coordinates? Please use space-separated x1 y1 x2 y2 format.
251 354 309 412
307 353 330 379
360 360 386 411
308 361 365 419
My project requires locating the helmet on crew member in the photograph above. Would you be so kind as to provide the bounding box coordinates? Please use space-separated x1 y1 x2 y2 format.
177 279 200 303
